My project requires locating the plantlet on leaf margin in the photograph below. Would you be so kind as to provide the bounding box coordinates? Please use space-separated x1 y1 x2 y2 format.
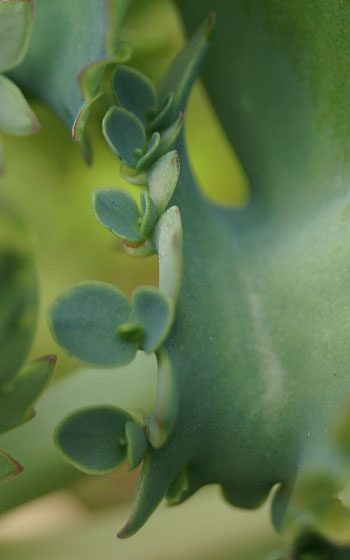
48 11 211 532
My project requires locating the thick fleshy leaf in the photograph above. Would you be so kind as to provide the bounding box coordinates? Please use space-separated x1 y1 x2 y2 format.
146 349 178 448
0 450 22 482
148 92 174 132
72 89 103 145
139 190 158 238
48 281 137 367
102 106 146 167
157 112 183 158
136 132 161 170
0 0 33 72
156 12 215 126
0 355 56 434
120 163 148 186
147 151 180 213
112 65 157 126
55 405 133 474
153 206 183 301
126 421 148 471
123 239 155 258
132 287 174 354
0 204 38 386
0 75 39 135
92 187 142 243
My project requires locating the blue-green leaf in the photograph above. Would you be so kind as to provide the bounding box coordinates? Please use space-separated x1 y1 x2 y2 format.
146 349 178 448
0 0 33 73
0 355 56 434
9 0 131 135
132 286 174 354
157 12 215 126
139 190 158 238
48 281 137 367
126 421 148 471
55 405 133 474
112 65 157 126
120 163 148 186
0 75 39 135
157 112 184 158
92 187 142 243
153 206 183 301
147 151 180 213
148 92 174 132
102 106 146 167
136 132 161 170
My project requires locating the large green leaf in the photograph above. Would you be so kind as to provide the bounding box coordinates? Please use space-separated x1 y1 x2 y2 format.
116 3 350 543
43 1 350 551
10 0 130 136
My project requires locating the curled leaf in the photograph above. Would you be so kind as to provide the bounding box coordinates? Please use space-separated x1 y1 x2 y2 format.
136 131 161 170
132 286 174 354
126 421 148 471
146 348 178 448
139 190 158 238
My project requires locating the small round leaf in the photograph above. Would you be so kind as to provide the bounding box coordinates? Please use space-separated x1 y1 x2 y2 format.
102 106 146 167
55 405 133 474
48 281 137 367
112 65 157 126
92 187 142 243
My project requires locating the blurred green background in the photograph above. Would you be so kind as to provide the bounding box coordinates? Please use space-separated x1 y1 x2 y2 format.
0 1 282 558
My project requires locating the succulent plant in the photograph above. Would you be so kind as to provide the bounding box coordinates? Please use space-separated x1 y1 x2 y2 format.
2 1 350 558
